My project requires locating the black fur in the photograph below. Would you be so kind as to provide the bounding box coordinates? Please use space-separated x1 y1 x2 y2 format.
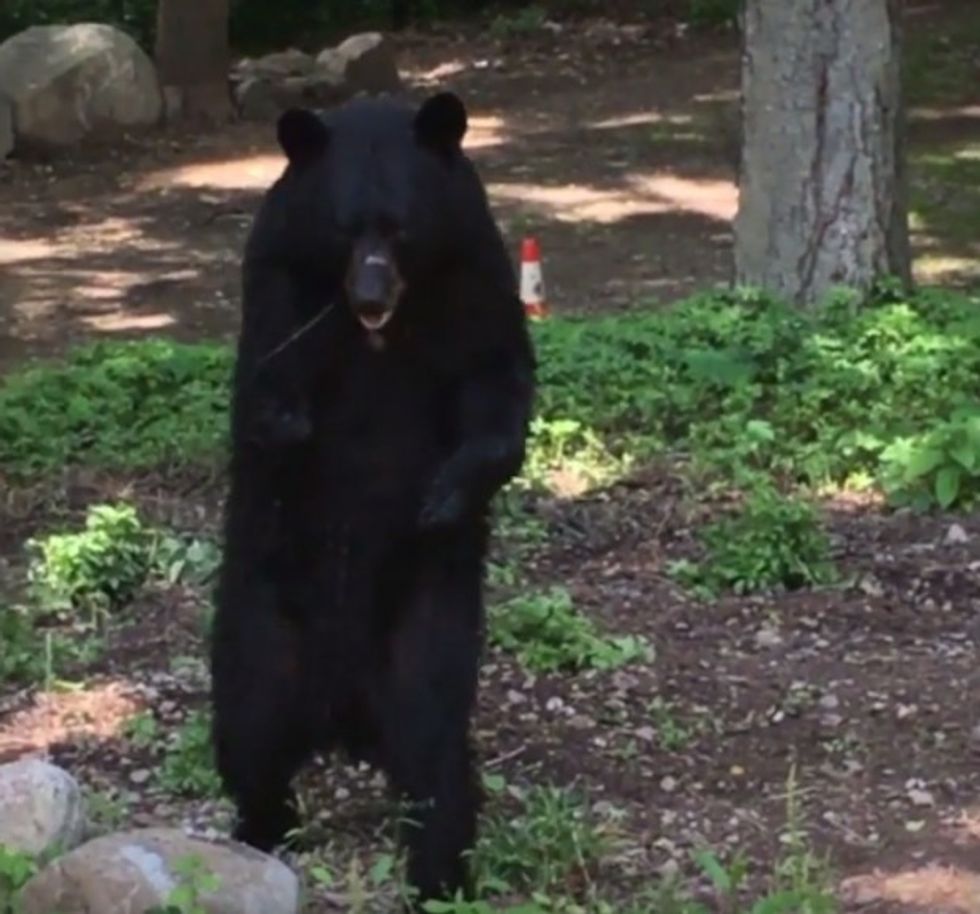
210 93 535 905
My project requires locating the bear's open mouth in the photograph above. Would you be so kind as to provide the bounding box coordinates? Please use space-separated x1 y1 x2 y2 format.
358 308 394 331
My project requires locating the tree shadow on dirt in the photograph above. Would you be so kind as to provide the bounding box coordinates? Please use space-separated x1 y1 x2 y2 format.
0 98 738 372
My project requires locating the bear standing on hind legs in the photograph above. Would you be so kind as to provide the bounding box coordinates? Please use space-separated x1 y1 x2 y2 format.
209 90 536 906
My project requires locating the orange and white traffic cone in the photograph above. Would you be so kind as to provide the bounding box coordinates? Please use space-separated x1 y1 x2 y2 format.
520 237 548 320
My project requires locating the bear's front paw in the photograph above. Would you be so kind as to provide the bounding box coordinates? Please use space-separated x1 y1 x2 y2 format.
418 483 467 531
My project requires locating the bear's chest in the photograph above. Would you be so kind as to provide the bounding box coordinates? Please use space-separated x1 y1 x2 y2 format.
310 340 454 500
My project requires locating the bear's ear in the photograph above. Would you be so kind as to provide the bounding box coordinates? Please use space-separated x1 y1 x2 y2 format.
414 92 468 157
277 108 329 167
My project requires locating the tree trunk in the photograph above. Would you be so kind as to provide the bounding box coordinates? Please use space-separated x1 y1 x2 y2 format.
733 0 911 307
155 0 233 122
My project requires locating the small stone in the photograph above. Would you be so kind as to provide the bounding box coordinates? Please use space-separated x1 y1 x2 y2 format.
129 770 151 785
907 788 935 808
545 696 564 712
506 690 526 705
818 694 840 710
754 626 783 649
660 776 678 793
944 523 970 545
635 726 657 743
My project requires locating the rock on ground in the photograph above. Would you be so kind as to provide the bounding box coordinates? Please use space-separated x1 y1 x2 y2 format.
0 759 87 856
234 71 349 121
232 33 401 120
18 827 299 914
317 32 402 95
0 23 162 151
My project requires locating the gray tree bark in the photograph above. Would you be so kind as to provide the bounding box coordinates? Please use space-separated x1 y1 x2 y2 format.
155 0 233 122
733 0 911 307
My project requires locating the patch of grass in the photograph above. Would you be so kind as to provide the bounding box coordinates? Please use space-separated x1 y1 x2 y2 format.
0 339 230 478
647 698 707 752
489 587 651 673
158 711 222 799
473 783 615 900
83 788 131 835
0 600 103 688
669 484 837 596
2 287 977 516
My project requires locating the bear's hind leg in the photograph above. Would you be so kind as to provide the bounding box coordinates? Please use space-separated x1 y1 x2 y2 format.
210 574 314 852
376 554 483 905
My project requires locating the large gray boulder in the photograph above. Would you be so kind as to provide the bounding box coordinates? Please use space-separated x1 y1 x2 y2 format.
0 759 87 856
0 23 162 150
18 827 299 914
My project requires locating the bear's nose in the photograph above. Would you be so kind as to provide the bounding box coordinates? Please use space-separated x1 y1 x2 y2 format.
351 264 391 310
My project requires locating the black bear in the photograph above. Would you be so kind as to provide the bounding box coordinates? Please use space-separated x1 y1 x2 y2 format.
210 91 535 905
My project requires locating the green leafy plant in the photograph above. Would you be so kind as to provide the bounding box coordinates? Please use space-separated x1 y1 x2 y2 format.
671 486 836 596
151 534 222 587
490 587 651 673
0 844 37 914
879 405 980 509
158 711 222 799
26 502 153 617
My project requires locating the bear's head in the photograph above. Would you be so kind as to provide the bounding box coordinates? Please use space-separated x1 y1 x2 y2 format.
275 92 471 333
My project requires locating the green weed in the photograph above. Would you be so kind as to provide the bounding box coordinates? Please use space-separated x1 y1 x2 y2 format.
0 601 102 688
473 785 614 899
146 855 221 914
490 587 651 673
670 485 836 596
0 844 36 914
123 711 161 750
158 711 222 799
